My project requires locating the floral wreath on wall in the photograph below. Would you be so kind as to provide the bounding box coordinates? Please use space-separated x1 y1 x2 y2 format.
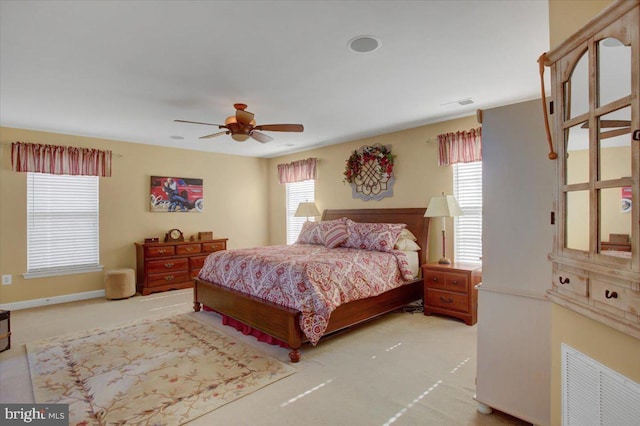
343 144 395 200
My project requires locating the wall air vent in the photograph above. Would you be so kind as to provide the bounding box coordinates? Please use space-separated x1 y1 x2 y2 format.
562 343 640 425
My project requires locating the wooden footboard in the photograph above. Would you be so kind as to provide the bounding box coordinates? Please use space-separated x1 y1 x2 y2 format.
194 277 305 362
193 207 430 362
194 276 422 362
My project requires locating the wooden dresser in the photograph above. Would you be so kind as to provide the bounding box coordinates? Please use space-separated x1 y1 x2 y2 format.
135 238 227 295
422 262 482 325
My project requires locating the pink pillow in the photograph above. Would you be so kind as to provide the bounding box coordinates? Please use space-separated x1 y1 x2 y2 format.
324 222 349 248
343 219 406 252
296 218 348 245
296 221 324 245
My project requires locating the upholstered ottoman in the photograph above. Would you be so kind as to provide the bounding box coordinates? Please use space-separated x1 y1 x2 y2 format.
104 268 136 300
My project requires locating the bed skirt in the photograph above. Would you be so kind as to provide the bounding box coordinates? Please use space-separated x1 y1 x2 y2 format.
204 305 288 348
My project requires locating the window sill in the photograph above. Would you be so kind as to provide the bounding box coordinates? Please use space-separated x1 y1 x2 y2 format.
23 265 104 280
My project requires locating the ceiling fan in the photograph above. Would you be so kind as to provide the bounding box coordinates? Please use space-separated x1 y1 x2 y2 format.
175 103 304 143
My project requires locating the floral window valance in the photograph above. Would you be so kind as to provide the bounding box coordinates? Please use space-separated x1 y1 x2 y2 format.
277 157 317 184
437 127 482 166
11 142 112 177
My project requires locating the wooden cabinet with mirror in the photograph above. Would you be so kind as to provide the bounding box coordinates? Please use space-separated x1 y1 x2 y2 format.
542 0 639 338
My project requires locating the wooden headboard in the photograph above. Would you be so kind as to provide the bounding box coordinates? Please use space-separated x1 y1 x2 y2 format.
321 208 430 266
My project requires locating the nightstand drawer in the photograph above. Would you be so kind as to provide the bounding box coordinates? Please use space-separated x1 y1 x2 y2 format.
425 289 468 312
424 270 468 293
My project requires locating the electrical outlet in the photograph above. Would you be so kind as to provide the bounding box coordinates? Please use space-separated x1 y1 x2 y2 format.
1 275 12 285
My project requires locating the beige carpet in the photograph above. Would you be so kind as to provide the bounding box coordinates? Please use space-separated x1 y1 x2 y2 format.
26 313 296 425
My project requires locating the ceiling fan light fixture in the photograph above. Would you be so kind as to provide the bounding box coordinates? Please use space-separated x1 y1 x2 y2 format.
231 133 250 142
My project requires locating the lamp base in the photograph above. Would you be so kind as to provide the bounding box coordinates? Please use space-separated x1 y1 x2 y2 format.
438 257 452 265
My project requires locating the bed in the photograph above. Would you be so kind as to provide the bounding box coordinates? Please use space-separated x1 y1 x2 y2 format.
193 207 430 362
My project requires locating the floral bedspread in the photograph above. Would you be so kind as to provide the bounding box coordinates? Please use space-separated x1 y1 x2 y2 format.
197 244 414 345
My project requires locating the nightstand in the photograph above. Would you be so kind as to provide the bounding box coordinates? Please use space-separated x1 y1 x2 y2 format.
422 262 482 325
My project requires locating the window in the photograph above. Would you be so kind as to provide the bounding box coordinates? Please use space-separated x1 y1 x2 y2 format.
453 161 482 264
26 172 101 278
286 179 315 244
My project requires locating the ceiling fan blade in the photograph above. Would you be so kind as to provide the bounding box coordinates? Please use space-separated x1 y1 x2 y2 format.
236 109 255 125
580 120 631 129
254 124 304 132
199 131 228 139
250 131 273 143
175 119 224 126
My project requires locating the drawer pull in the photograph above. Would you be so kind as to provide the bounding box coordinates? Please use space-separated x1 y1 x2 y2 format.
559 276 570 285
440 296 454 304
186 247 194 251
432 277 438 282
452 280 459 285
158 249 166 254
164 262 174 268
605 290 618 299
165 275 174 281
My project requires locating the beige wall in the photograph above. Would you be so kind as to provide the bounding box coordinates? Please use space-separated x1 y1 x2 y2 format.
548 0 614 48
548 1 640 425
0 127 269 305
267 115 480 263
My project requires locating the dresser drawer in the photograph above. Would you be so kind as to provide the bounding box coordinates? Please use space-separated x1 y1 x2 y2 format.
146 245 175 257
147 271 192 287
190 255 208 270
202 241 226 252
147 258 189 274
176 244 202 255
424 271 468 293
425 289 468 313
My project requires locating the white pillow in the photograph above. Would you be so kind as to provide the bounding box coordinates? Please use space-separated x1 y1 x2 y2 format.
395 238 421 251
399 228 417 241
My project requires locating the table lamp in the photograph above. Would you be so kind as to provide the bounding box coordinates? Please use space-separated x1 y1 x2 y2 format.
294 202 321 221
424 193 463 264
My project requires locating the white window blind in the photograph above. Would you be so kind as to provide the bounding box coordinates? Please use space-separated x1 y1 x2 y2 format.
286 179 315 245
453 161 482 264
26 172 101 277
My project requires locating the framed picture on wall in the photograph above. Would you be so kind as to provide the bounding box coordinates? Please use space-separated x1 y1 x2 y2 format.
622 186 631 213
150 176 204 212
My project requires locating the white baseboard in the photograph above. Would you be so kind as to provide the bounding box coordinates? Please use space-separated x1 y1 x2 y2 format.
0 289 105 311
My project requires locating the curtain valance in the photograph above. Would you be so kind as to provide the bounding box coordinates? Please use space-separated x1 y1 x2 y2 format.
437 128 482 166
277 157 317 184
11 142 112 177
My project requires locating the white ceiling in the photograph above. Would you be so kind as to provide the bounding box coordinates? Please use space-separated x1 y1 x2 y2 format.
0 0 549 158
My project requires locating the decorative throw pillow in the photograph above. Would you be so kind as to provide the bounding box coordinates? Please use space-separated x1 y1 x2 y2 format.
296 221 324 245
324 222 349 249
343 219 406 252
296 218 348 245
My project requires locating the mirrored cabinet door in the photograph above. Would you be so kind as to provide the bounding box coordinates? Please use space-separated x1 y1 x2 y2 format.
545 0 639 339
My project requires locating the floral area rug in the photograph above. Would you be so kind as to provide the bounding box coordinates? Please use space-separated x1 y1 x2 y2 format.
26 313 296 425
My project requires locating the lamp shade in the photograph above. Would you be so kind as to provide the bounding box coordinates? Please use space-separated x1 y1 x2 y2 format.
294 202 321 218
424 194 463 218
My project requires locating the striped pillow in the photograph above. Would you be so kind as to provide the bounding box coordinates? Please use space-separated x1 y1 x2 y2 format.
324 222 349 248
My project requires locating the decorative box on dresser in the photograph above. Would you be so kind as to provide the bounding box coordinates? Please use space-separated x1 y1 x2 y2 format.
422 262 482 325
135 238 227 295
